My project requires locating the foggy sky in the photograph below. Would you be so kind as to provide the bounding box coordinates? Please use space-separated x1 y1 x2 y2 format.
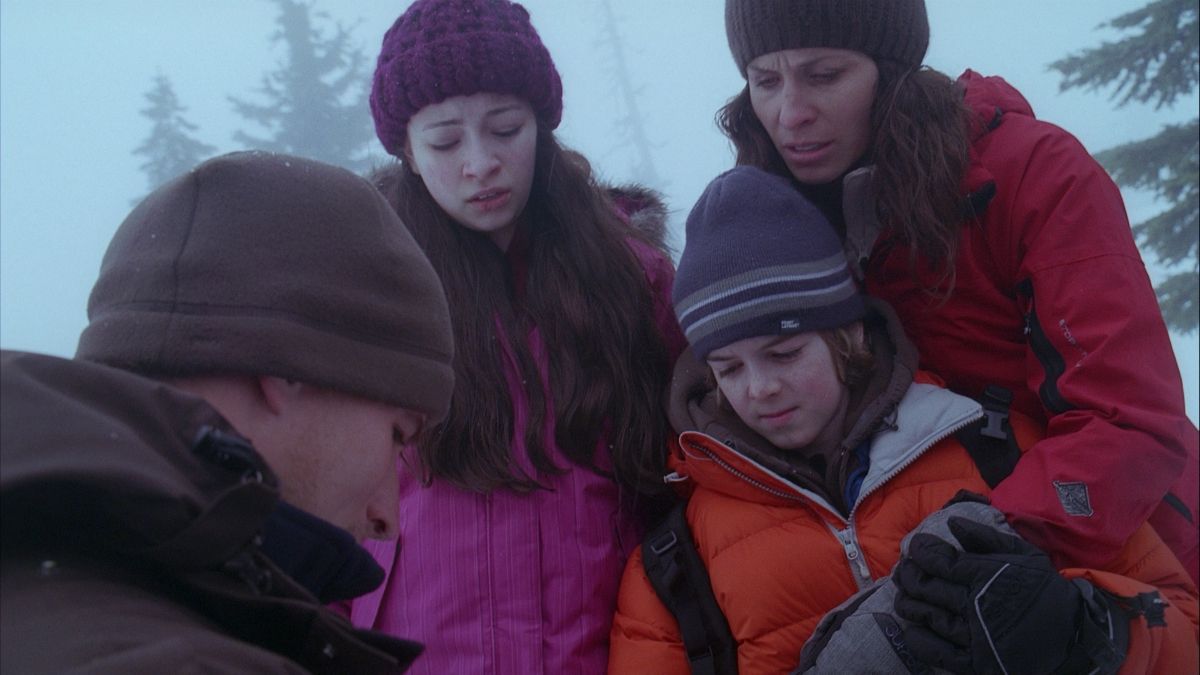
1 0 1196 421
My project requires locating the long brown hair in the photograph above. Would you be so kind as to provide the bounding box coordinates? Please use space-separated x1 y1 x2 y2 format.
373 126 672 498
717 61 972 277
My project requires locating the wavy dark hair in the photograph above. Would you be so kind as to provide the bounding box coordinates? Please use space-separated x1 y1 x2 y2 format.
372 126 672 499
717 62 972 280
822 324 875 389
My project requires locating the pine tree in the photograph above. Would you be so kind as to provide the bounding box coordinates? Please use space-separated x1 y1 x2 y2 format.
133 74 216 190
229 0 375 172
597 0 663 189
1050 0 1199 333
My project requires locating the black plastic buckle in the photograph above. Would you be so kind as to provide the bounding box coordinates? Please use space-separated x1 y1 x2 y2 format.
1135 591 1167 627
649 530 679 556
979 385 1013 440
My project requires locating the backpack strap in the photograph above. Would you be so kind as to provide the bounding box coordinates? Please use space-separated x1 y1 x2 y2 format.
642 502 737 675
954 385 1022 488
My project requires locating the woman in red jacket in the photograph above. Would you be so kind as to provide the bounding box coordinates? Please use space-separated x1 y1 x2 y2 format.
717 0 1198 583
608 166 1198 675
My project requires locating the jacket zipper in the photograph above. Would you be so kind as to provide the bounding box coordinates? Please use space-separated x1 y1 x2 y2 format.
682 438 806 504
828 521 872 590
687 440 873 588
1016 278 1074 414
685 406 981 591
833 410 985 590
848 412 983 514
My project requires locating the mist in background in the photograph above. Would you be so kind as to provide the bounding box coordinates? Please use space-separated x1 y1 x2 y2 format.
2 0 1196 422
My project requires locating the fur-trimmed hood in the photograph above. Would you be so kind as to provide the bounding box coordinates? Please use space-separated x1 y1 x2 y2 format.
606 183 671 255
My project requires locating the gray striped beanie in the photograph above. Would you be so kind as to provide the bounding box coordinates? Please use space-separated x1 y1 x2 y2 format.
673 166 864 361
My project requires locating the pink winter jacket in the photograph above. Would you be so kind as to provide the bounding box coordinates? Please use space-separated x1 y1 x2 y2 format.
350 236 684 674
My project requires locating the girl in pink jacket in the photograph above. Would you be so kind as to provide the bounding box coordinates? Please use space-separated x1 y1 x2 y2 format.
351 0 684 672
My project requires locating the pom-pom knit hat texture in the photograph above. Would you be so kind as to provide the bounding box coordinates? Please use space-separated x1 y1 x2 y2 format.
673 166 864 361
371 0 563 156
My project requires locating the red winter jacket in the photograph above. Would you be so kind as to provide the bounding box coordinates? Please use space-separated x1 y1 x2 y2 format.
854 70 1199 582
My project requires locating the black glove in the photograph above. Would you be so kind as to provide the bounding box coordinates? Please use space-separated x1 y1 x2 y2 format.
893 517 1124 675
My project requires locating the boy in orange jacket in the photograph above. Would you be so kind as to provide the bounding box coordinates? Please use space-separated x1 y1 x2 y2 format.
607 167 1198 674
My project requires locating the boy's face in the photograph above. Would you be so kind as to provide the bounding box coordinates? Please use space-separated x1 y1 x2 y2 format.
706 330 850 453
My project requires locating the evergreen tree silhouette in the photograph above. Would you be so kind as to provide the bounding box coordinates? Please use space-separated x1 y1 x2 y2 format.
133 74 216 190
597 0 663 189
229 0 376 172
1051 0 1198 332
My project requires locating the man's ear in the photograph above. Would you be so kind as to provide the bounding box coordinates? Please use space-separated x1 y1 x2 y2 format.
257 376 302 416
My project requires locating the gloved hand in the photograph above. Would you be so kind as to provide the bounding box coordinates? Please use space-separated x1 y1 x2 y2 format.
893 516 1122 675
795 500 1009 675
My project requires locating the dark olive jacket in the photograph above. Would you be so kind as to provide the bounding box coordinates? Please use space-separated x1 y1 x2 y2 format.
0 350 421 674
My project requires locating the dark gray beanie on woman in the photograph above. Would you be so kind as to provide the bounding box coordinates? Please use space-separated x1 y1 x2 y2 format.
725 0 929 75
77 151 455 421
673 167 864 361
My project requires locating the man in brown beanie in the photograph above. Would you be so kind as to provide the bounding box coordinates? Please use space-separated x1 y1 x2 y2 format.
0 151 454 674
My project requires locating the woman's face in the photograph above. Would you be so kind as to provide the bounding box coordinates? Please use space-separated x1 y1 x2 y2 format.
707 329 853 454
406 92 538 251
748 48 878 185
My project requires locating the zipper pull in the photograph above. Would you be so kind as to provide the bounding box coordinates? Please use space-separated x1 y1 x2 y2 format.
1017 279 1035 336
837 529 858 560
837 527 872 587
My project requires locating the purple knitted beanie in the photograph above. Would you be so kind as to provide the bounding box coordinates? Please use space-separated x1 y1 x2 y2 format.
371 0 563 156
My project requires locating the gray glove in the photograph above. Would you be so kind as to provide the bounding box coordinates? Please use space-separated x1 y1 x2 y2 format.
793 498 1018 675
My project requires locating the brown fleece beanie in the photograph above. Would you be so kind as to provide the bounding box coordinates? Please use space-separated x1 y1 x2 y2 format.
77 151 455 421
725 0 929 75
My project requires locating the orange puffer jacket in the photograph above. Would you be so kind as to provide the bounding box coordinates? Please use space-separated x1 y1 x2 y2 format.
609 353 1198 674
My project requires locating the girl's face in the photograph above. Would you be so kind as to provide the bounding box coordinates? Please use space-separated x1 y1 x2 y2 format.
406 92 538 251
748 48 878 185
707 329 855 454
